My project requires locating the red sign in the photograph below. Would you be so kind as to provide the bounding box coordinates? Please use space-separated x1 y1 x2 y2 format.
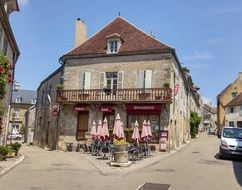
74 104 87 111
99 106 113 112
126 104 161 114
52 104 59 116
174 83 179 96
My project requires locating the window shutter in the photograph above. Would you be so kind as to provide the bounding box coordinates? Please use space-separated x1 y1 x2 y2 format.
79 72 84 89
145 70 152 88
117 71 124 89
99 72 106 89
138 70 145 88
84 72 91 89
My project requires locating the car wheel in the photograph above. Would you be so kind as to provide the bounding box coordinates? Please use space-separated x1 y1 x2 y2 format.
16 137 21 140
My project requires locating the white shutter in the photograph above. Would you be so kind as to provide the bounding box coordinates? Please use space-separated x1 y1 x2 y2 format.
117 71 124 89
79 72 84 89
99 72 106 89
84 72 91 89
138 70 145 88
145 70 152 88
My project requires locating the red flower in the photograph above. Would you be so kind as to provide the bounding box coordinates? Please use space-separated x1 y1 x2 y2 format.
8 72 12 78
0 66 4 74
8 78 13 84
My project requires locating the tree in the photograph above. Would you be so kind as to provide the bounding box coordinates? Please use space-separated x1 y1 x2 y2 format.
190 111 202 139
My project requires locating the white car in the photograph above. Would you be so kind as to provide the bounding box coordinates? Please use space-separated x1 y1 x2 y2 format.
219 127 242 159
7 133 22 140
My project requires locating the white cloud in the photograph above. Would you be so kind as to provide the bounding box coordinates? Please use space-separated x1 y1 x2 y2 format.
18 0 29 6
183 51 215 61
208 38 224 44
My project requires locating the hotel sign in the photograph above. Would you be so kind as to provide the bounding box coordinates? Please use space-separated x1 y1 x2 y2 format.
126 104 161 113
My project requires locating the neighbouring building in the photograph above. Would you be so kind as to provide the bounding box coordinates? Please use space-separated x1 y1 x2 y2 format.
25 105 36 144
224 92 242 128
9 90 36 135
217 72 242 134
202 103 217 130
34 17 201 151
0 0 20 145
33 68 61 149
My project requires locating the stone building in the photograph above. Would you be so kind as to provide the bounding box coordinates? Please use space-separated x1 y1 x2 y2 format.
34 17 201 150
224 92 242 128
0 0 20 145
217 72 242 135
202 103 217 130
34 67 61 150
9 90 36 134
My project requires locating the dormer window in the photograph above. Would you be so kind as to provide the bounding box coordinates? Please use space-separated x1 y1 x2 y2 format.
109 40 118 53
106 33 122 54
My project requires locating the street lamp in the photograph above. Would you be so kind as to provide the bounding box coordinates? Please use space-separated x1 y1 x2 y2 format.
4 81 20 145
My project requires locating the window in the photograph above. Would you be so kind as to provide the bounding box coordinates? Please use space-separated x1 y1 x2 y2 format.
15 96 22 103
138 70 152 88
229 121 234 127
31 98 36 104
99 71 123 90
230 107 234 113
107 38 121 54
80 72 91 90
3 36 8 55
232 92 237 99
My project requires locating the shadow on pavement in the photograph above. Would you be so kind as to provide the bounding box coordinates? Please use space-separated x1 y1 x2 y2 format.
233 159 242 187
214 153 242 187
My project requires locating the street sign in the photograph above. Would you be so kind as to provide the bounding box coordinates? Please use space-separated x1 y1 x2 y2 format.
52 104 59 116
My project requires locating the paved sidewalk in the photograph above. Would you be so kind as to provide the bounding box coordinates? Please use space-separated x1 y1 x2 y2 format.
80 141 191 176
0 139 191 178
0 154 25 177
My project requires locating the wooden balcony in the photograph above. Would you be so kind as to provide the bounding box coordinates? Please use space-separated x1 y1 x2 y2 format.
56 88 172 103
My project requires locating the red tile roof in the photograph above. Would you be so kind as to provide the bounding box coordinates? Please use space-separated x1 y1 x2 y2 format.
226 92 242 107
64 17 172 57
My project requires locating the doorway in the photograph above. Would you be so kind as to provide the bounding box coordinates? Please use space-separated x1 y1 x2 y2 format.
76 112 89 140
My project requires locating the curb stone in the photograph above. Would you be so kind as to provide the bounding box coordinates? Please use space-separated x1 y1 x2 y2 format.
0 155 25 177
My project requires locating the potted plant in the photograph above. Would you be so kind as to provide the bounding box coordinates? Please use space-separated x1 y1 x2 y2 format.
0 146 9 161
10 142 22 156
56 84 64 90
163 82 170 88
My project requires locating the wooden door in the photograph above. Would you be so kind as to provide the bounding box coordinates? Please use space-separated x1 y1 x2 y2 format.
76 112 89 140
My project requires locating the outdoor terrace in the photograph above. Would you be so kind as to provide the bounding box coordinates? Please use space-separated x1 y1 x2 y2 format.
56 88 172 103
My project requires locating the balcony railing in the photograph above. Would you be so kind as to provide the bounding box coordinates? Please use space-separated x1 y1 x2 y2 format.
56 88 172 103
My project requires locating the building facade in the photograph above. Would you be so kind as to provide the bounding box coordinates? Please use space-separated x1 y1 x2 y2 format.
217 72 242 134
34 68 61 150
225 92 242 128
9 90 36 134
34 17 201 151
202 103 217 130
0 0 20 145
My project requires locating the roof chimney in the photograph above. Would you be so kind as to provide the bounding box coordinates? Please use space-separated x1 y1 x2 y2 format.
238 72 242 81
74 18 87 48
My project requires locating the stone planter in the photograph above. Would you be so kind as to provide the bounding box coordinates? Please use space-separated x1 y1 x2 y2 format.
110 144 131 167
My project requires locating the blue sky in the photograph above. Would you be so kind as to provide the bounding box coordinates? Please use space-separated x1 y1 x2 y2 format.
10 0 242 106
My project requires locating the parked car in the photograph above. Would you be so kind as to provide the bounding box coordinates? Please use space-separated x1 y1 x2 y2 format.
219 127 242 159
7 133 22 140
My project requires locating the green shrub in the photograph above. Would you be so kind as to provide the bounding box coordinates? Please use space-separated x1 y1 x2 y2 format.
190 111 202 139
10 142 21 156
0 146 10 160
